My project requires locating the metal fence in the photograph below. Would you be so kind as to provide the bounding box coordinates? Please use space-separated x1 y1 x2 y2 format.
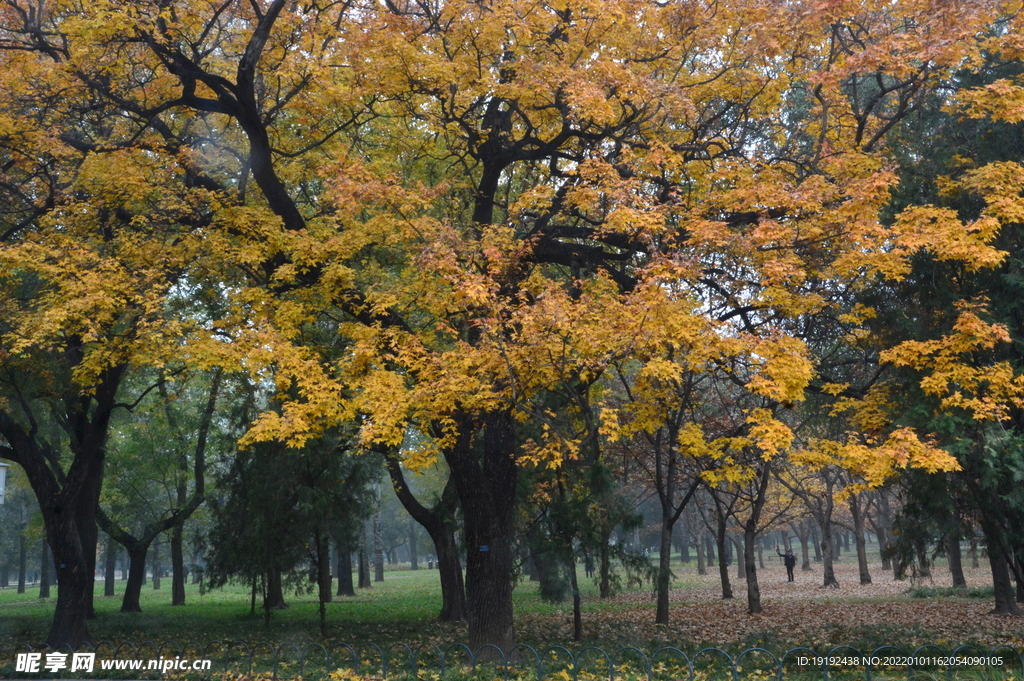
1 640 1021 680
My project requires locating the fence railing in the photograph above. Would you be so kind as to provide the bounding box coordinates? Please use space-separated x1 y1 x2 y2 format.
1 640 1021 680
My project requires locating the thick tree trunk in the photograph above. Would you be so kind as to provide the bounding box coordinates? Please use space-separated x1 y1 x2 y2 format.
104 538 116 597
988 544 1023 615
39 540 51 599
264 565 286 609
336 543 355 597
445 410 518 654
850 494 871 585
121 544 149 612
947 533 966 588
171 525 186 605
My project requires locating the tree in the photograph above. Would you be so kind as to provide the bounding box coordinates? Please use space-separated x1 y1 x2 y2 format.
97 369 221 612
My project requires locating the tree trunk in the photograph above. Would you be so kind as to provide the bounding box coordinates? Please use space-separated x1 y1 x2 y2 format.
336 542 355 597
792 522 811 571
151 539 161 590
171 525 186 605
947 533 966 588
104 538 116 597
409 521 419 570
970 533 980 569
821 518 839 588
715 514 732 599
732 535 746 579
39 540 51 599
315 527 331 636
445 410 518 654
264 565 287 609
696 530 707 575
385 456 466 619
568 554 582 641
121 544 149 612
358 522 372 589
599 540 613 596
434 529 467 621
811 525 822 562
744 529 761 614
17 531 27 594
373 507 385 582
656 516 674 624
850 493 871 585
987 542 1023 615
743 461 771 614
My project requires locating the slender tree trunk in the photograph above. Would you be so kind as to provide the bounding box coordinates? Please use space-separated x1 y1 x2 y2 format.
599 540 612 596
434 530 467 620
39 540 51 599
792 522 811 571
850 494 871 585
373 507 385 582
715 513 732 599
104 538 116 597
315 527 331 636
385 458 466 619
171 525 186 605
970 533 980 569
696 530 707 575
151 539 161 590
336 542 355 597
409 521 419 570
17 531 27 594
732 536 746 579
358 522 372 589
656 517 674 624
947 533 966 588
743 462 771 614
568 554 582 641
811 524 822 562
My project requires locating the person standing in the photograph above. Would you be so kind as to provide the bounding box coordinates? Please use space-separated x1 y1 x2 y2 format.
777 546 796 582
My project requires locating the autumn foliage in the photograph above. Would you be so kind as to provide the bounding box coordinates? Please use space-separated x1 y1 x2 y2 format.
1 0 1024 649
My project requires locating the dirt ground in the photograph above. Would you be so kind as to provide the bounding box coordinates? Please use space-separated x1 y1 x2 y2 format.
515 559 1024 650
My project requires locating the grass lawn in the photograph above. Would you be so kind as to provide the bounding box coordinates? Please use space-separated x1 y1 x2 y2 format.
2 555 1023 680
